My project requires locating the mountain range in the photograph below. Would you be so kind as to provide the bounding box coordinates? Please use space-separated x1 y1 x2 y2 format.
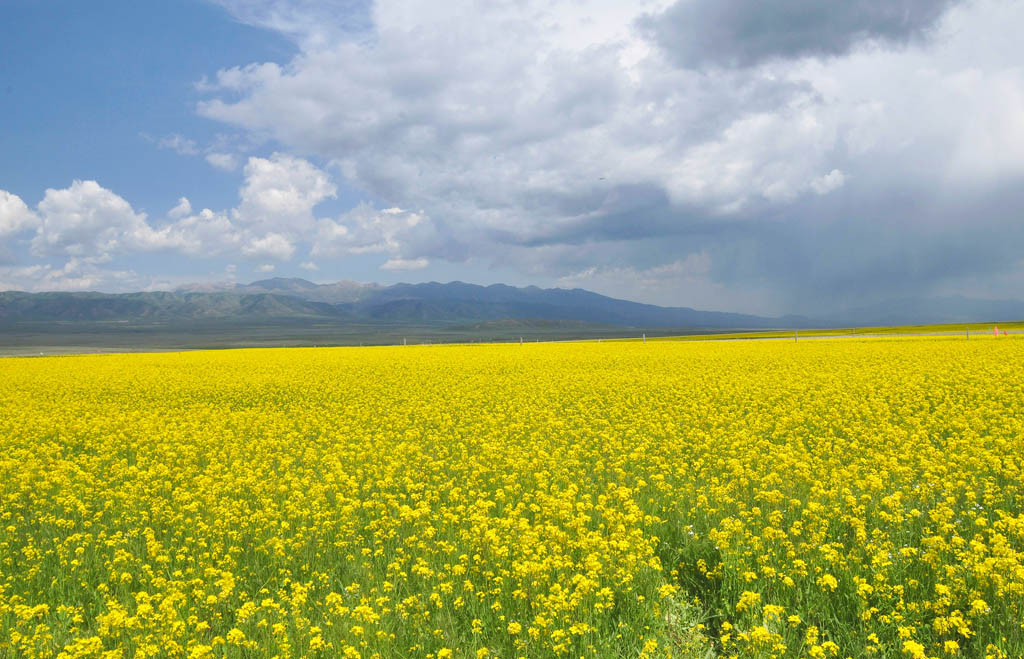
0 278 803 329
1 277 1022 329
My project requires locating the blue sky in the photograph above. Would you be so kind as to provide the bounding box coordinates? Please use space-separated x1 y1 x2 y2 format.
2 1 291 211
2 0 1023 314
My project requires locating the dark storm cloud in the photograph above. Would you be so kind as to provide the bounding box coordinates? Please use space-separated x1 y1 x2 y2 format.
668 180 1024 313
639 0 962 69
501 167 1024 315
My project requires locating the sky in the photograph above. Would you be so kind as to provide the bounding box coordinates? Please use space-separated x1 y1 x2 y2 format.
1 0 1023 315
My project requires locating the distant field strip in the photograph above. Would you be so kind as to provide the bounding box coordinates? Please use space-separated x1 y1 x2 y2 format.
647 322 1024 343
1 337 1023 658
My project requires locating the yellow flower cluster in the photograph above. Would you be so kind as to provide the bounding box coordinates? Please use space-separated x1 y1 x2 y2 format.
1 336 1022 657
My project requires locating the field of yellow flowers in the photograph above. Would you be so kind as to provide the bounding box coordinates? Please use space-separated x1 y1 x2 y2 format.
2 336 1023 658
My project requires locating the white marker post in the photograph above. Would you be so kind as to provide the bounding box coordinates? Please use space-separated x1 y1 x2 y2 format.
643 333 646 344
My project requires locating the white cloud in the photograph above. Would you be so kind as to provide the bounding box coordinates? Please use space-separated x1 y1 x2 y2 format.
663 104 842 209
141 154 335 259
0 265 49 291
256 263 276 272
196 0 853 238
209 0 372 49
146 132 245 172
299 260 319 271
0 190 38 237
137 207 242 255
168 197 193 219
198 12 1019 218
155 133 200 156
4 152 340 282
241 232 296 261
313 203 435 258
31 181 151 260
205 152 239 171
0 260 143 293
380 257 429 271
234 153 336 233
811 169 846 195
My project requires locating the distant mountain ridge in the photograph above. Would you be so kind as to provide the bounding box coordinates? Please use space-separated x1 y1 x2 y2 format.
2 278 1021 328
185 278 808 327
0 278 802 329
177 278 382 304
0 290 343 322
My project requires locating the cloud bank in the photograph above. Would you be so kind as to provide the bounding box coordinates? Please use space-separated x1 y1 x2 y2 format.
0 154 435 291
5 0 1024 314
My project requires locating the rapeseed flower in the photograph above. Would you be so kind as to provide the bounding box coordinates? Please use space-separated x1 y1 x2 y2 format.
0 336 1022 657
